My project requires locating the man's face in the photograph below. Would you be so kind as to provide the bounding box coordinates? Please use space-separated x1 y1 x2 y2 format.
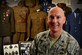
47 7 66 32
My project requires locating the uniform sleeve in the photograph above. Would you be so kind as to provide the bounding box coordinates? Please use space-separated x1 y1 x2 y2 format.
29 33 41 55
29 34 40 55
72 41 80 55
67 36 80 55
30 40 37 55
10 8 15 33
27 15 31 40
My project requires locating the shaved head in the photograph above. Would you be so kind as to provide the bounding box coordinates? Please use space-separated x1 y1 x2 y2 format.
48 6 65 17
47 6 66 34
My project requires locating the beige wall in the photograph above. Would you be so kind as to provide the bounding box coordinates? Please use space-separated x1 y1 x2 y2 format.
52 0 82 11
7 0 20 7
52 0 71 5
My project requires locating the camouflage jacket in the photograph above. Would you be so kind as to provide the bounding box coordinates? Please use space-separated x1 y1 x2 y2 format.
29 30 80 55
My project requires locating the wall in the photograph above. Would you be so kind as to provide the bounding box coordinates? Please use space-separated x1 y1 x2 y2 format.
71 0 82 11
7 0 20 7
52 0 82 11
6 0 82 11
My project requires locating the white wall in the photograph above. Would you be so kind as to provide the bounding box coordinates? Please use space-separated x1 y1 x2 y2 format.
71 0 82 11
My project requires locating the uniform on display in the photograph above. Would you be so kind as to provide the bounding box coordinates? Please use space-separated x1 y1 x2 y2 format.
0 0 15 54
66 8 82 48
27 5 48 40
12 0 28 43
40 0 55 13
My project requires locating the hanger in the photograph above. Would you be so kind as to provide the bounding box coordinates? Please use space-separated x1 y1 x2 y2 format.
74 8 81 13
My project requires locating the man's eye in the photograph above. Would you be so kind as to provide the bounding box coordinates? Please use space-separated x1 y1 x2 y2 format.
50 16 54 19
56 16 61 19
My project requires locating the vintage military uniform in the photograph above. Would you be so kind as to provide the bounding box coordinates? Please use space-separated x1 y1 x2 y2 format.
39 0 55 13
65 10 82 48
0 3 15 54
29 30 80 55
13 4 28 43
27 5 48 40
25 0 36 14
0 6 15 36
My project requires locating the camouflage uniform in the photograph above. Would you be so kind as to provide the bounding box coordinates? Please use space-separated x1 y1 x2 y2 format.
30 30 80 55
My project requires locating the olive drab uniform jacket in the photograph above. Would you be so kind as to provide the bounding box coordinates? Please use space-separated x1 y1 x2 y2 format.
27 5 48 39
30 30 80 55
13 6 28 32
0 6 15 36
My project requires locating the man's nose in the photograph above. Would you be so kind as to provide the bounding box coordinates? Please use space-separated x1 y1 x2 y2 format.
52 17 57 23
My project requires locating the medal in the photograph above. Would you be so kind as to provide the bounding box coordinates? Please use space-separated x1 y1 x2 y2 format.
6 10 9 16
4 18 5 20
6 14 8 16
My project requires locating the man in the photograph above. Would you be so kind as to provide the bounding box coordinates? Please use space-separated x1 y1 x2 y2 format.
29 6 80 55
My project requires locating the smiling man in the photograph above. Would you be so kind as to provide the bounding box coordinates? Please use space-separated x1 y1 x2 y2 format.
47 6 66 38
29 6 80 55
